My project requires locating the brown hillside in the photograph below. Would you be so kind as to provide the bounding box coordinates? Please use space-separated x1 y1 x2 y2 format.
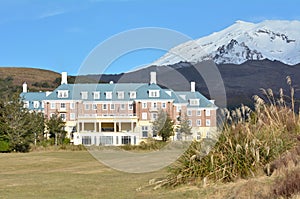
0 67 60 91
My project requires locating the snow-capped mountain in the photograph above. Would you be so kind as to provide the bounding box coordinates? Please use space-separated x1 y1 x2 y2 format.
152 20 300 66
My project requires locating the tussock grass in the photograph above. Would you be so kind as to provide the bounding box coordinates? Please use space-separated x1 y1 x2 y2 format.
163 76 300 187
272 167 300 199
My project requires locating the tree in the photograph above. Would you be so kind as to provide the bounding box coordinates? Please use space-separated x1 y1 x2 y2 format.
152 110 174 142
46 113 67 145
0 94 35 152
178 111 192 140
30 112 46 145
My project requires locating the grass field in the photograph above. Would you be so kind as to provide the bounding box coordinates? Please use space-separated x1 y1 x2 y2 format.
1 150 299 199
0 150 203 199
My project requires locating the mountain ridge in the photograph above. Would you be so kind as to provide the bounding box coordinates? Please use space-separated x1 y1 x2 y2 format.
1 58 299 108
152 20 300 66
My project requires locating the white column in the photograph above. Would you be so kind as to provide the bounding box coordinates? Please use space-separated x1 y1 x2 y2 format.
99 122 102 132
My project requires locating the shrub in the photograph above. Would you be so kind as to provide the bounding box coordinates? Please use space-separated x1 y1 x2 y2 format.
164 76 300 187
119 138 168 151
0 140 10 152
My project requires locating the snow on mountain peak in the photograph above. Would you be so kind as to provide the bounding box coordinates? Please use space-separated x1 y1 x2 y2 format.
152 20 300 66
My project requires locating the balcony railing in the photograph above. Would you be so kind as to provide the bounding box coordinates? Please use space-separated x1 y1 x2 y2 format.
78 114 137 119
149 107 158 112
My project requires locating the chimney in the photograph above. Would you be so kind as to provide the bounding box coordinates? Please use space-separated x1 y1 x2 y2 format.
150 72 156 84
61 72 68 84
22 82 27 93
191 82 195 92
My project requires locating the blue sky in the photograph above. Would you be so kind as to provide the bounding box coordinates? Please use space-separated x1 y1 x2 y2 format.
0 0 299 75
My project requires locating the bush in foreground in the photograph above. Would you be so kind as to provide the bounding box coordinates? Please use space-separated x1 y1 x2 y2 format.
164 76 300 187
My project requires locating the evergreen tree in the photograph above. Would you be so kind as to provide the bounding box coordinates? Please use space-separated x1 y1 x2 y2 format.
152 110 174 142
30 112 46 145
46 113 67 145
0 94 35 152
178 111 192 140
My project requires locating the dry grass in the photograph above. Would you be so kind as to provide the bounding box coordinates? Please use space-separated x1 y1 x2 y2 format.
160 76 300 198
1 150 300 198
0 151 169 199
0 67 60 91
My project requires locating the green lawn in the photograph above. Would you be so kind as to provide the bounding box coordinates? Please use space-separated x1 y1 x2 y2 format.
0 151 201 199
1 150 286 199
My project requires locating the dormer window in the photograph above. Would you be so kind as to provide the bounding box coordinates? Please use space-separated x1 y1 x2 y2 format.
117 91 124 99
149 90 160 98
24 101 29 108
105 92 112 99
93 92 100 100
58 90 68 98
33 101 39 108
129 91 136 99
81 92 88 100
189 99 199 106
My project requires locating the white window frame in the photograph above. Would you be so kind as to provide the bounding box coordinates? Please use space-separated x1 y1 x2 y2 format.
196 119 201 126
102 104 107 110
188 119 192 126
84 104 90 110
117 91 124 99
33 101 39 108
93 92 100 100
206 119 211 126
142 112 147 120
92 104 97 110
70 113 76 120
60 113 66 121
70 102 75 109
162 102 166 109
105 92 112 99
110 104 115 110
129 91 136 99
120 103 126 110
24 101 29 108
50 102 56 109
190 99 199 106
142 102 147 109
58 90 68 98
142 126 148 138
128 103 133 110
60 103 66 109
151 113 157 121
149 90 160 98
197 110 201 116
81 92 88 100
187 110 192 116
151 102 157 108
206 109 211 116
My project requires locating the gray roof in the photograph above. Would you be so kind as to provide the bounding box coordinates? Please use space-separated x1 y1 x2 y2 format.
20 83 216 109
20 92 46 110
45 83 174 101
173 91 217 108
